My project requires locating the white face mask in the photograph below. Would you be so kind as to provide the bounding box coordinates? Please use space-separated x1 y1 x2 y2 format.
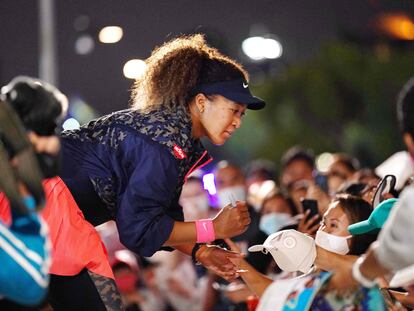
180 195 210 221
259 213 294 236
216 185 246 207
315 230 352 255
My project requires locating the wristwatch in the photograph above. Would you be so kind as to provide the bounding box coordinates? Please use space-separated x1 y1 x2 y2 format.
352 256 377 288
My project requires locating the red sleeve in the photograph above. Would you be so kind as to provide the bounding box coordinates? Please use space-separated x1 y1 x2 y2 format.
0 192 11 226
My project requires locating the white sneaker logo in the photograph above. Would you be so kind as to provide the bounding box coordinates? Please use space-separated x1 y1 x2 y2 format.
243 82 248 88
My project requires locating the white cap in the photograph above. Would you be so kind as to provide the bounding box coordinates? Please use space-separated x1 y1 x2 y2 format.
248 229 316 273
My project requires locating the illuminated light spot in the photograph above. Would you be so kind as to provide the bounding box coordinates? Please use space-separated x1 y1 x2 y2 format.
99 26 123 44
123 59 147 79
203 173 216 195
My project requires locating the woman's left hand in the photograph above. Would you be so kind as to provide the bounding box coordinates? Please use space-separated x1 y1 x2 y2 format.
196 245 243 282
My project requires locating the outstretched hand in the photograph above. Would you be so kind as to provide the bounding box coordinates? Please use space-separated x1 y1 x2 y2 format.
196 244 244 282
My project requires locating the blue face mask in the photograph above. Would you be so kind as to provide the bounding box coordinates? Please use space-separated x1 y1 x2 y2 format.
259 212 293 236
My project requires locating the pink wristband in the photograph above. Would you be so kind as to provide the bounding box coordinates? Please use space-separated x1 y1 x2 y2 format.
195 219 216 243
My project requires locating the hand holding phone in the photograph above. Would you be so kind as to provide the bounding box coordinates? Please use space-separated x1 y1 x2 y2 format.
298 199 321 236
301 199 320 220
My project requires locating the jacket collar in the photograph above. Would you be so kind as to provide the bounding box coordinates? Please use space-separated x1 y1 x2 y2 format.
134 105 211 168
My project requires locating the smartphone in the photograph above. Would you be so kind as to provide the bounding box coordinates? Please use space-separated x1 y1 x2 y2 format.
301 199 320 220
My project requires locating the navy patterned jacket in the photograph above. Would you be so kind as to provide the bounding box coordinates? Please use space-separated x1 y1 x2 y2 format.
60 106 211 256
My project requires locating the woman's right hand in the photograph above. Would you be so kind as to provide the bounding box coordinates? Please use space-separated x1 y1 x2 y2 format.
213 201 251 239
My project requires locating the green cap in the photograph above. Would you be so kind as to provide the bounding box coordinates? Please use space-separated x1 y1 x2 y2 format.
348 198 398 235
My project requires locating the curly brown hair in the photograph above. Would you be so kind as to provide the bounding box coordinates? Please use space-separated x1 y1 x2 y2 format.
131 34 248 113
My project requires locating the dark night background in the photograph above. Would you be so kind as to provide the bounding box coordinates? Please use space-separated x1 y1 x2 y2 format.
1 0 414 168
